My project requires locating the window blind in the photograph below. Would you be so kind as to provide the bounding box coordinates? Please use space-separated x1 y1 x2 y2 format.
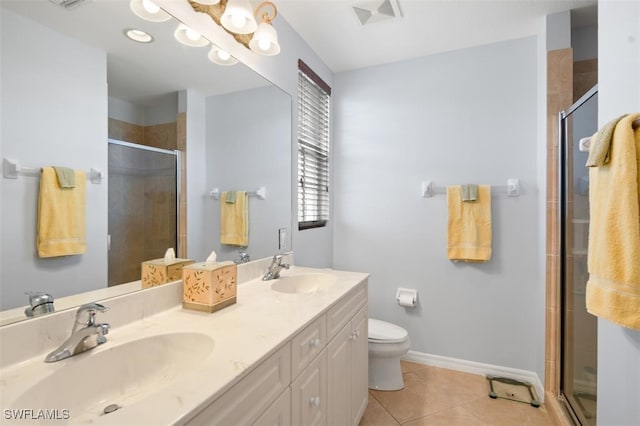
297 60 331 230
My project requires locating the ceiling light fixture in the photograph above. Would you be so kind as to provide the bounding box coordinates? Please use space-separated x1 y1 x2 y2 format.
130 0 171 22
188 0 281 56
174 23 210 47
123 28 154 43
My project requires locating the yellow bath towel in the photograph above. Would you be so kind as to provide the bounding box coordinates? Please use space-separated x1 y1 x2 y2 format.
37 167 86 257
447 185 492 262
220 191 248 246
586 113 640 330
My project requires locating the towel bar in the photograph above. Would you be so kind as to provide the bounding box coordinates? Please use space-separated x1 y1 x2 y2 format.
421 179 520 198
209 186 266 200
3 158 103 184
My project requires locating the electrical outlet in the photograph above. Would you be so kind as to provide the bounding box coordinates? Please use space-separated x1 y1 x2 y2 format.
278 228 287 250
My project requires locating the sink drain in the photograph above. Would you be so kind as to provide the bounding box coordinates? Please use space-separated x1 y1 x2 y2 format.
103 404 120 415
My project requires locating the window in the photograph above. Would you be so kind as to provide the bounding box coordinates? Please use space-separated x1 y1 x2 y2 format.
297 59 331 230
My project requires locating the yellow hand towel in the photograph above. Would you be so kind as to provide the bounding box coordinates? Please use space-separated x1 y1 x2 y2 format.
447 185 492 262
37 167 86 257
586 113 640 330
220 191 248 246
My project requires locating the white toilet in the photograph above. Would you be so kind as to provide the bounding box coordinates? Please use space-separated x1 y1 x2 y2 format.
368 318 410 391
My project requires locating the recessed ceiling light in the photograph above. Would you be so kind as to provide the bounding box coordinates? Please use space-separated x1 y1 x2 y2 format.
123 28 154 43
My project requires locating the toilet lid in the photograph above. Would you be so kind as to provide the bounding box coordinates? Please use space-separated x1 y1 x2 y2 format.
368 319 408 343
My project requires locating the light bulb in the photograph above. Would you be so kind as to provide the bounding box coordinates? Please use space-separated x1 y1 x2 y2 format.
217 50 231 61
185 27 201 41
142 0 160 14
231 14 246 29
258 39 271 51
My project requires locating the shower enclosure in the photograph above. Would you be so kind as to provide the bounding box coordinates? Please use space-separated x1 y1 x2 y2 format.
107 139 180 286
558 85 598 425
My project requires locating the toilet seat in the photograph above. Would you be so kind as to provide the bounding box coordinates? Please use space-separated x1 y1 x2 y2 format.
368 319 408 344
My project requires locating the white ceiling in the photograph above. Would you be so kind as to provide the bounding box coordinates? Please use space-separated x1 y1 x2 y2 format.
1 0 270 106
277 0 598 72
2 0 598 105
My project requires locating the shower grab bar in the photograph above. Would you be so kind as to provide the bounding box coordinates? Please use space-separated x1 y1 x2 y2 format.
421 179 520 198
3 158 103 184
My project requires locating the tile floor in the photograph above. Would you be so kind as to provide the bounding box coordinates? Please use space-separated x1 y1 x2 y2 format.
359 361 558 426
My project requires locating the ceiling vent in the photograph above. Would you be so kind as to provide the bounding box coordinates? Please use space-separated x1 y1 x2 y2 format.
352 0 402 26
48 0 89 9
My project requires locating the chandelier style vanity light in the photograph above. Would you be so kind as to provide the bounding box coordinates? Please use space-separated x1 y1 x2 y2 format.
129 0 280 66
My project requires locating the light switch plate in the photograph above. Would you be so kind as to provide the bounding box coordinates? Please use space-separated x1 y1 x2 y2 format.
278 228 287 250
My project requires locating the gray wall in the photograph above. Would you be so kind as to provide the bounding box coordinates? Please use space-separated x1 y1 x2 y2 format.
332 37 544 377
596 1 640 424
205 86 291 261
0 9 108 309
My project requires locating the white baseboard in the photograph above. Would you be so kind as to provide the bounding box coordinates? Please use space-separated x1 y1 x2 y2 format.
402 350 545 403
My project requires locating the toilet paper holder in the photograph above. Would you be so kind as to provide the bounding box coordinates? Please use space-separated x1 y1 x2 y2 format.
396 288 417 307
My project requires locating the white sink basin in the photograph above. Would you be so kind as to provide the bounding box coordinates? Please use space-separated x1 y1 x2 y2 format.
270 273 336 294
11 332 214 422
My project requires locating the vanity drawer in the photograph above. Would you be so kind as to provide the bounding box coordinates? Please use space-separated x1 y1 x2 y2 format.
186 343 291 425
291 314 327 379
327 282 367 339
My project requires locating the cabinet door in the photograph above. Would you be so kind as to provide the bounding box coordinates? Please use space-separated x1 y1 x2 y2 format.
327 323 352 426
291 349 327 426
350 305 368 425
185 343 291 425
291 314 326 379
253 388 291 426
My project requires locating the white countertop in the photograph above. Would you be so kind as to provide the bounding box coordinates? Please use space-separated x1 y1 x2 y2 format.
0 266 368 425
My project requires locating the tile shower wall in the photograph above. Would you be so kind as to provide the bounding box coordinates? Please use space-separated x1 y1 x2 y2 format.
107 111 179 286
333 37 544 378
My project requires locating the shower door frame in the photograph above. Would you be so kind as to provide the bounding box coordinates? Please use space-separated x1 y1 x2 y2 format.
107 139 181 283
557 84 598 426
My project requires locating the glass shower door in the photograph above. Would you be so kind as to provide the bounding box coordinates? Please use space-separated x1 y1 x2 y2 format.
108 140 179 286
559 86 598 425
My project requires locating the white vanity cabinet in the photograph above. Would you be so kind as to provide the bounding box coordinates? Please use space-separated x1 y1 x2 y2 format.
327 303 368 426
184 279 368 426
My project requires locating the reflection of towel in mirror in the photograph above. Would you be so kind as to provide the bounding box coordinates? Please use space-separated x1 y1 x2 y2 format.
37 167 86 257
586 113 640 330
447 185 492 262
220 191 248 246
461 184 478 202
53 166 76 188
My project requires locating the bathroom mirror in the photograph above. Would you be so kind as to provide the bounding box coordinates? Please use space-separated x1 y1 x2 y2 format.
0 0 292 324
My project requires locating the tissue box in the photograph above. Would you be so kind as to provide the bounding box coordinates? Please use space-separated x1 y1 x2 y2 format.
182 261 237 313
141 258 194 288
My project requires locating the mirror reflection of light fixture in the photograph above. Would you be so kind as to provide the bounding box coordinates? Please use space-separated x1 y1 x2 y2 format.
123 28 154 43
174 24 209 47
129 0 171 22
248 2 280 56
208 45 239 66
187 0 281 56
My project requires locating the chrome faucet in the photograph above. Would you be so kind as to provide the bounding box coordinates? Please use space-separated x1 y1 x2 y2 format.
45 303 110 363
262 253 290 281
24 291 55 318
237 250 250 264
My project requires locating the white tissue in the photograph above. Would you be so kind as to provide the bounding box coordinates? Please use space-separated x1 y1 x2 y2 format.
164 248 176 262
206 250 217 266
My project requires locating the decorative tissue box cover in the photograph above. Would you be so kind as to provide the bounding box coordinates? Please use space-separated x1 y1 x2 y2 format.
182 261 237 313
141 258 194 289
